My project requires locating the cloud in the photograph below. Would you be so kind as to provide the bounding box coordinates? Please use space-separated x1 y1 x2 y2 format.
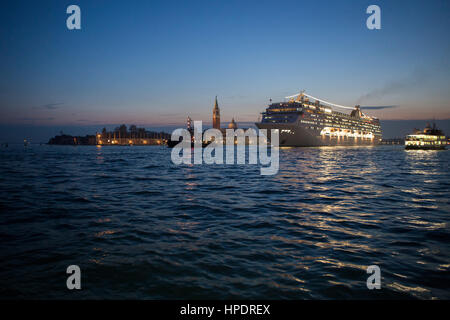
19 117 55 121
33 103 64 110
360 105 398 110
75 119 103 123
356 68 429 104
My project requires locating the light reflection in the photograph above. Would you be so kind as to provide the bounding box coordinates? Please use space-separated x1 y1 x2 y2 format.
94 230 118 237
386 282 430 295
270 234 376 252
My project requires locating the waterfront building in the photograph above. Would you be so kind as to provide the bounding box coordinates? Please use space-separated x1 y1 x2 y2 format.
213 96 220 129
228 118 237 129
95 125 170 145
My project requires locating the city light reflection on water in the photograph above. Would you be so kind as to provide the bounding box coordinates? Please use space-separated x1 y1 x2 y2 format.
0 144 448 299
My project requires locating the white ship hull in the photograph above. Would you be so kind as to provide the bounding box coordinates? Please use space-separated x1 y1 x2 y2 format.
256 123 381 147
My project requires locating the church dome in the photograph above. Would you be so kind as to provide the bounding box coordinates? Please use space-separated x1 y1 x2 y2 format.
228 118 237 129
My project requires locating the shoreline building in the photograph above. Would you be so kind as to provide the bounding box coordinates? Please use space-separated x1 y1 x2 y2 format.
213 96 220 129
95 125 170 145
212 96 239 132
228 118 237 130
208 97 252 144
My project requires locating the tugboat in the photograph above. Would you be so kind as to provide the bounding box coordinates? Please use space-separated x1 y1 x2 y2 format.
405 123 447 150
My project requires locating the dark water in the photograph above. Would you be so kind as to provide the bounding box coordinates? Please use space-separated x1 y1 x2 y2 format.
0 145 449 299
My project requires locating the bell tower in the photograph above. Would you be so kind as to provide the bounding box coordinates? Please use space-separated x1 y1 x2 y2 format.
213 96 220 129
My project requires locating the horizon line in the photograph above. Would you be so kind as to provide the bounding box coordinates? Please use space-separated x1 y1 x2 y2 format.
1 118 450 128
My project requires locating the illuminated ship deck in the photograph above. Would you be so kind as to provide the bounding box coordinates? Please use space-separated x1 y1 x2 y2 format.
405 124 447 150
256 92 382 147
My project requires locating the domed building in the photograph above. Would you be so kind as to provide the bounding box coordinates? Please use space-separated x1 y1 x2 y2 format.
208 97 249 144
228 118 237 129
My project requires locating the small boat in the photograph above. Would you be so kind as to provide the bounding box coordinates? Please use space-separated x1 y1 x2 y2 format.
167 138 211 148
405 123 447 150
167 116 212 148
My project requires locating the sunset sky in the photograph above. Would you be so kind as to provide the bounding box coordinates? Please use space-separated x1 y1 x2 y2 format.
1 0 449 128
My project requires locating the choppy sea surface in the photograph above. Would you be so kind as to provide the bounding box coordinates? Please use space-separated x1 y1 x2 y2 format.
0 144 449 299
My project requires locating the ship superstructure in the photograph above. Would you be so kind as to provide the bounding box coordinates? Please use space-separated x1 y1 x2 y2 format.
256 92 382 147
405 123 447 150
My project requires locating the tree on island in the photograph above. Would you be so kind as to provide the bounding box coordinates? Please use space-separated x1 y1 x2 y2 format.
129 125 137 138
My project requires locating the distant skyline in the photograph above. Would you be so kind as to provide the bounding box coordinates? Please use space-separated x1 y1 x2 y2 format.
1 0 450 127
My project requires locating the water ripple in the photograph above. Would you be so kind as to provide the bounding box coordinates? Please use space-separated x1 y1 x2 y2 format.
0 145 449 299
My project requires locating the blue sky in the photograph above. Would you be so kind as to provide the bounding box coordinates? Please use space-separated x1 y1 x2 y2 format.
0 0 449 128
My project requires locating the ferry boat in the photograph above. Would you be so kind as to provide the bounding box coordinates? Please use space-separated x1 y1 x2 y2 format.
405 123 447 150
255 92 382 147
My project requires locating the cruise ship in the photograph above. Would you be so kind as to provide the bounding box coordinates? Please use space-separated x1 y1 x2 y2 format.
255 92 382 147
